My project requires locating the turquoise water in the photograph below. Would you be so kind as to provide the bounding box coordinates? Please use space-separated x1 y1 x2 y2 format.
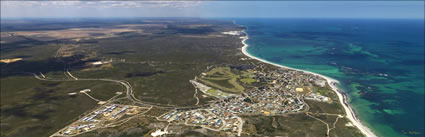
236 18 424 137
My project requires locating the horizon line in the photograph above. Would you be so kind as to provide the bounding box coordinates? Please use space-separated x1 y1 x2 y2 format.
1 16 424 20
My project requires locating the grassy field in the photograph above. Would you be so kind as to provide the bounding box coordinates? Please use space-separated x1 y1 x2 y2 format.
314 86 331 96
240 70 256 84
205 88 233 99
198 66 257 93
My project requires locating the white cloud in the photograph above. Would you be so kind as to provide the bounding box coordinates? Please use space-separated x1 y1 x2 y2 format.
1 1 204 9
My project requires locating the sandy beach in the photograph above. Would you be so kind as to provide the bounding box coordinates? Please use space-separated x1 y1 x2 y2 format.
239 30 378 137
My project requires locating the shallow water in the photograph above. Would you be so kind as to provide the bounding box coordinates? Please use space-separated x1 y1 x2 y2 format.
236 18 424 137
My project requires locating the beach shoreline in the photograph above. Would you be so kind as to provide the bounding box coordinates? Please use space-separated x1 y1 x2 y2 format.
239 29 378 137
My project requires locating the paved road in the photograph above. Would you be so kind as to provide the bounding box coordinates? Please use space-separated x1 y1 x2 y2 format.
32 73 209 109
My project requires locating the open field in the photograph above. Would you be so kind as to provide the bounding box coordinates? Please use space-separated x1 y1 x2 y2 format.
239 70 256 84
198 66 257 93
4 28 143 41
0 58 23 63
205 88 233 99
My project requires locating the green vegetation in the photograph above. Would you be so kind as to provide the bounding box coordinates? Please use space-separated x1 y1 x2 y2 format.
1 18 363 137
242 114 363 137
199 67 245 93
1 19 245 137
205 88 233 98
239 70 256 84
315 86 331 96
240 69 255 77
198 66 258 93
0 76 123 137
240 77 256 84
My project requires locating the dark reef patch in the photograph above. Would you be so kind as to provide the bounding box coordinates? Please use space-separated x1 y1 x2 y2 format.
397 59 425 66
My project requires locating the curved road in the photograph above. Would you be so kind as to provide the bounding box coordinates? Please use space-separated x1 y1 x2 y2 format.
32 73 208 109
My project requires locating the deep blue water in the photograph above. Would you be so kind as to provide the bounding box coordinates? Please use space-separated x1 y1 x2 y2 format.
236 18 424 137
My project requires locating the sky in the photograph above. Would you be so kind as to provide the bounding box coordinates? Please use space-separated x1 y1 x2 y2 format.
1 1 424 19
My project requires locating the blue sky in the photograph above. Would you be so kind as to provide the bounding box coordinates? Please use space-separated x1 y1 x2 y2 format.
1 1 424 19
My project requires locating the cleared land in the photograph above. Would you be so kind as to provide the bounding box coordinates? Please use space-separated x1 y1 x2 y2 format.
198 66 256 93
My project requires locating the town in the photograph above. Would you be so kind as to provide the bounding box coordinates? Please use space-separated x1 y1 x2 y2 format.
157 66 332 136
52 104 147 136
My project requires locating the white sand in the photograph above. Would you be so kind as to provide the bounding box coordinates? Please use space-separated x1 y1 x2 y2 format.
239 30 377 137
151 129 168 137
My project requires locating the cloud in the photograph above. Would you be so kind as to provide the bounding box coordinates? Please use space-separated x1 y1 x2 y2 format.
1 1 204 9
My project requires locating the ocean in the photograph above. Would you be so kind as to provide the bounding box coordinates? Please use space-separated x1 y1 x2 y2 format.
235 18 424 137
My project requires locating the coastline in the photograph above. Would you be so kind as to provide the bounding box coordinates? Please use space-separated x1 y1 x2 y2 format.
239 30 377 137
